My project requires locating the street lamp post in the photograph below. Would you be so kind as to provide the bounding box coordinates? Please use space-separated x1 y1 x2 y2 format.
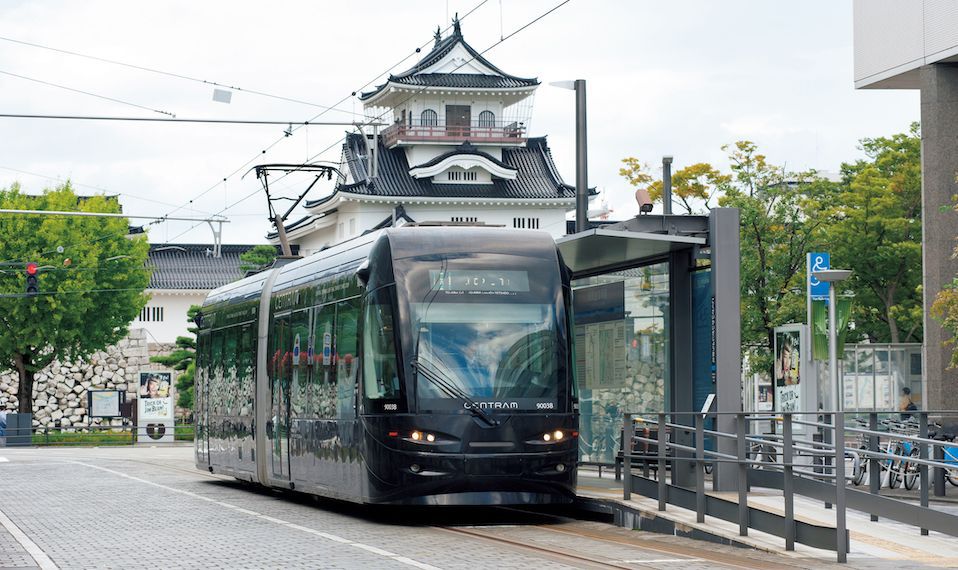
813 269 853 412
549 79 588 232
812 267 851 563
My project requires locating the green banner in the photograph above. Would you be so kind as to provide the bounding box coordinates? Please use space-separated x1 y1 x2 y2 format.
812 298 852 360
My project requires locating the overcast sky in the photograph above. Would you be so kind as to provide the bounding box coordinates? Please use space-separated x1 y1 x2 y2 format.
0 0 919 244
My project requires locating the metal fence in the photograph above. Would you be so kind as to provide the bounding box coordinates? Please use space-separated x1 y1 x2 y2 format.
1 423 194 446
611 410 958 563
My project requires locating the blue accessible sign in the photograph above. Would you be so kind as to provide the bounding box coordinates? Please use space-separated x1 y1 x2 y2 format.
807 252 830 300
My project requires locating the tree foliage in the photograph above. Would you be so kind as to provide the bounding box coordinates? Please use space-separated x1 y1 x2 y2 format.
240 244 278 273
150 304 200 410
932 194 958 368
619 158 729 214
0 183 150 414
717 142 836 373
618 129 925 375
826 124 923 343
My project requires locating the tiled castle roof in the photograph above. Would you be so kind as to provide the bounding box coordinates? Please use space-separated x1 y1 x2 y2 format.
359 20 537 101
301 134 587 209
147 244 285 290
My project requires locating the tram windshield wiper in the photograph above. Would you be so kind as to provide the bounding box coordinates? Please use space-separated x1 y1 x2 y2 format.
411 359 499 427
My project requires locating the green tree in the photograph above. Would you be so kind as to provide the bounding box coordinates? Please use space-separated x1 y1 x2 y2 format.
826 124 923 343
0 183 150 414
240 244 278 273
150 304 200 409
619 158 729 214
717 141 837 373
932 195 958 368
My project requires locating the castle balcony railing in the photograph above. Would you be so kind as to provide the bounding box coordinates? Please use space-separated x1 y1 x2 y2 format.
381 121 527 148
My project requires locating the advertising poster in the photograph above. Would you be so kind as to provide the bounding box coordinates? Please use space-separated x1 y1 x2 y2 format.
774 327 803 413
138 372 174 443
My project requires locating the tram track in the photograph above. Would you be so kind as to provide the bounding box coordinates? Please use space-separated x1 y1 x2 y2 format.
47 451 800 569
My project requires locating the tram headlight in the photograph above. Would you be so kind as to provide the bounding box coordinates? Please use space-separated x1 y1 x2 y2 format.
542 430 564 442
553 430 564 441
410 430 437 443
543 433 552 442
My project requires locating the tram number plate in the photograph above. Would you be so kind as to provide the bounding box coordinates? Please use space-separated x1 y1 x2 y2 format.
464 457 523 476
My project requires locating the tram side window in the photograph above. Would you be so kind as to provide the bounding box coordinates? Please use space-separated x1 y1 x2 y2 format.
362 288 401 401
238 325 255 418
224 327 238 416
211 331 224 416
311 304 336 418
290 309 311 419
336 297 361 418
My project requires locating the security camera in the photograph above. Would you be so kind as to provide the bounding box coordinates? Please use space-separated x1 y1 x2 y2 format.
635 188 653 214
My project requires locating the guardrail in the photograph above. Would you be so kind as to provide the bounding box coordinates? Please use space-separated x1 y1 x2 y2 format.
612 410 958 563
1 423 194 446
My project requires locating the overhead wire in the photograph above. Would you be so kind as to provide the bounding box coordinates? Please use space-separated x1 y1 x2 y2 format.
0 68 175 117
153 0 494 241
0 33 360 117
0 164 218 214
163 0 571 245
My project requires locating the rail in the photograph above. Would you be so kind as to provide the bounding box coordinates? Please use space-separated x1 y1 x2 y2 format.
609 410 958 563
381 122 527 146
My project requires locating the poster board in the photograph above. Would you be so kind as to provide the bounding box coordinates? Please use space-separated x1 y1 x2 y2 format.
774 324 816 432
88 390 125 418
137 372 174 443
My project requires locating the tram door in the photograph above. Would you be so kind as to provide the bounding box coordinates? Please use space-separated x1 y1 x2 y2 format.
270 314 292 481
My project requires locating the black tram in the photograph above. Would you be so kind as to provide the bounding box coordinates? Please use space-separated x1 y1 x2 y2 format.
194 227 578 505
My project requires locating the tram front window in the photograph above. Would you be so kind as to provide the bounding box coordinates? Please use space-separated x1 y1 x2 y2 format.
413 302 561 411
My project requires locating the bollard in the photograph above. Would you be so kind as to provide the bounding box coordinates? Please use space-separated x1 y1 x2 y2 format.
695 414 705 523
783 413 795 551
935 445 946 497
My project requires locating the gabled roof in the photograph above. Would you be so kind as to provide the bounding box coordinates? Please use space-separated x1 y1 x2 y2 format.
409 141 515 172
359 19 538 101
147 243 287 290
300 133 590 210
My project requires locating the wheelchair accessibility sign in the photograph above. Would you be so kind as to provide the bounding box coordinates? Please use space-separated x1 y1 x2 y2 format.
808 252 830 300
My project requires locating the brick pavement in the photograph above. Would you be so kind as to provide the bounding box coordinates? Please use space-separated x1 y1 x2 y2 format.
0 447 844 569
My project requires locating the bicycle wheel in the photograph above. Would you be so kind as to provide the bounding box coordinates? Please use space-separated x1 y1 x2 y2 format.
947 468 958 487
903 448 921 490
852 447 867 486
888 444 903 489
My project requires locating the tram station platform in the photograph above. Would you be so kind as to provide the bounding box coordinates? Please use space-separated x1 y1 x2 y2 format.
575 466 958 567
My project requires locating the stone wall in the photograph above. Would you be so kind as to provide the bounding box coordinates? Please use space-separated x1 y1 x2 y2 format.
0 329 168 428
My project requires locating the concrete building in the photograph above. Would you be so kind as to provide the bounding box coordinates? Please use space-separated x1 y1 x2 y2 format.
854 0 958 413
269 18 588 253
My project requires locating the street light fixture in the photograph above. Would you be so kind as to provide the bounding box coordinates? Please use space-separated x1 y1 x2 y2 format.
549 79 588 233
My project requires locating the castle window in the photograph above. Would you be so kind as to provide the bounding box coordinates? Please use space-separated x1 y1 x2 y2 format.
478 110 495 128
513 217 540 230
421 109 438 127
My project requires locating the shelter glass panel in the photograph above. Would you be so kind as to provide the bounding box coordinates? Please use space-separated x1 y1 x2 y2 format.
572 262 670 464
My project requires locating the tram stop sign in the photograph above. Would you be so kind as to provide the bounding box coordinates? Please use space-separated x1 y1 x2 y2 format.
807 252 830 300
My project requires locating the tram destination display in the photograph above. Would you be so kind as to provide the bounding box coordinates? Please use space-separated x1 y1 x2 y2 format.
429 269 529 292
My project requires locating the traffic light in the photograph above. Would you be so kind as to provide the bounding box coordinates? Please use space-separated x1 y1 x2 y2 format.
25 262 38 297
